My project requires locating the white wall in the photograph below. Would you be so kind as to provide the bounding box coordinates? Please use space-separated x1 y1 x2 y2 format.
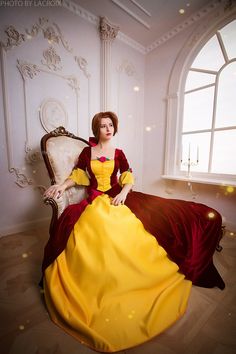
0 5 144 236
1 2 235 236
143 7 236 231
111 39 145 191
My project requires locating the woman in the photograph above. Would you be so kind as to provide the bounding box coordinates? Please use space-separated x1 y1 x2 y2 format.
42 112 223 352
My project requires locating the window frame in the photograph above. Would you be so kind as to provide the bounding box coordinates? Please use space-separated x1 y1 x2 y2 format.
162 14 236 187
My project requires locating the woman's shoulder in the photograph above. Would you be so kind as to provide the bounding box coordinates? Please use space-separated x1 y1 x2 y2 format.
115 148 126 159
81 145 91 154
78 145 91 160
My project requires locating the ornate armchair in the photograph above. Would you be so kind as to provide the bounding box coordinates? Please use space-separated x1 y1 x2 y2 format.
41 126 89 235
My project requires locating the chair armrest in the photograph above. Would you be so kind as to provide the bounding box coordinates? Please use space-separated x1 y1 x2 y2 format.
43 196 59 236
43 185 87 235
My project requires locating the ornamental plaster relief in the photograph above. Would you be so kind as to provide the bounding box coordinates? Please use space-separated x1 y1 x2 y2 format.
1 17 91 190
17 60 40 80
99 17 119 42
41 46 62 71
117 60 136 76
39 98 68 133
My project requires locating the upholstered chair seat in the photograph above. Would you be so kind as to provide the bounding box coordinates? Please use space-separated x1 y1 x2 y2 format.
41 126 89 233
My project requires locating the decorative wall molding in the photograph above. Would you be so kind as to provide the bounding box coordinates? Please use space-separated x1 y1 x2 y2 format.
100 16 119 41
0 25 25 50
74 56 90 78
116 31 146 54
39 98 68 133
62 0 98 26
25 17 73 53
99 17 119 110
0 17 91 187
62 0 146 54
62 0 230 55
146 0 227 53
111 0 150 29
118 60 136 76
16 58 80 156
9 168 33 188
25 149 43 165
1 17 91 79
41 46 62 71
130 0 151 17
17 60 40 80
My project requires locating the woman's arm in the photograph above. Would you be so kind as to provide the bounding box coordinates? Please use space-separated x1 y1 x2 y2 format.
43 178 76 199
111 183 133 206
44 147 90 200
111 149 134 206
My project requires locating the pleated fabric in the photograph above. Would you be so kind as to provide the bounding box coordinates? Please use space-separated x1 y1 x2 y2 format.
44 194 191 352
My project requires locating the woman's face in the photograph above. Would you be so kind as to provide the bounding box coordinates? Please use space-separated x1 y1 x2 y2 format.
99 117 114 142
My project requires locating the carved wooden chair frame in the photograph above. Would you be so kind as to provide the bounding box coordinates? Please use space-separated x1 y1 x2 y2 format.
41 126 89 236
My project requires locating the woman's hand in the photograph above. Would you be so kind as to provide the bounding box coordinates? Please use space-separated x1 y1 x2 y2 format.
44 178 76 199
111 191 127 206
111 183 133 206
43 184 66 199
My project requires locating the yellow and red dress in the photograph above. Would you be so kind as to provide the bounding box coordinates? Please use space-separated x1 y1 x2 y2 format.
42 147 192 352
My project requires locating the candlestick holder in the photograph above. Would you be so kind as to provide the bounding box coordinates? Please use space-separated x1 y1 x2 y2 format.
181 157 199 178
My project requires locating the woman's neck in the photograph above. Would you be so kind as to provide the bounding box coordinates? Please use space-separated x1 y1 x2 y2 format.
98 140 112 151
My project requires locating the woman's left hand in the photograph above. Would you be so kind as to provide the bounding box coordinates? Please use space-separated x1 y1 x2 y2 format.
111 191 127 206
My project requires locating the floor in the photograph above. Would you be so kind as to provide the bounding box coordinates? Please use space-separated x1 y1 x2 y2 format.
0 225 235 354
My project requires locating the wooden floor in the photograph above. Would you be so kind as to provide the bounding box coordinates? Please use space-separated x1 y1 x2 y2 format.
0 226 235 354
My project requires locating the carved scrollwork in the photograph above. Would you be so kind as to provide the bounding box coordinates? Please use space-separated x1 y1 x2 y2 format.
99 17 119 41
66 75 80 92
17 59 40 80
1 25 25 50
9 168 33 188
74 56 90 78
39 98 68 133
43 26 60 45
118 60 136 76
50 126 78 138
25 147 42 165
25 17 73 53
52 22 73 53
41 46 62 71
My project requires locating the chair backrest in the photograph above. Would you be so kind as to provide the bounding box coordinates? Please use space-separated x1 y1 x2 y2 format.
41 126 89 216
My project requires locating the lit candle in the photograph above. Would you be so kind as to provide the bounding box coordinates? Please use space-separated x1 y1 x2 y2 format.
188 143 191 161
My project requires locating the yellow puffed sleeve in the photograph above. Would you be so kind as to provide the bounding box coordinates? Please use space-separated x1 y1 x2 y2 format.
119 171 134 186
68 168 90 186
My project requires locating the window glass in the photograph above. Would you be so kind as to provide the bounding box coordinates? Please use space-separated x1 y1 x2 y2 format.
191 35 225 71
215 61 236 128
212 130 236 174
218 20 236 60
179 20 236 179
183 87 214 132
185 71 216 91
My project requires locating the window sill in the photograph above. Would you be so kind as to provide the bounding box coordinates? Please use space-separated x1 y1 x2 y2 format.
161 175 236 187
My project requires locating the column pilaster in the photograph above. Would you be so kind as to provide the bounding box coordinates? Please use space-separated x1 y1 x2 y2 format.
99 17 119 111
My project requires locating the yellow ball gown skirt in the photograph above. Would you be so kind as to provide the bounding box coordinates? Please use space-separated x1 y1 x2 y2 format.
44 194 192 352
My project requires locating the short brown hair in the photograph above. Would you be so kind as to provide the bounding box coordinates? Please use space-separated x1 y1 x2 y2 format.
92 111 118 141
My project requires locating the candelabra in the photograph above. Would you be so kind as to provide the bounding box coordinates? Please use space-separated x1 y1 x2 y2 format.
181 144 199 178
181 157 199 178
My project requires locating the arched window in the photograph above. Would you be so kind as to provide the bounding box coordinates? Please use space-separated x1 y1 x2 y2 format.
181 19 236 180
